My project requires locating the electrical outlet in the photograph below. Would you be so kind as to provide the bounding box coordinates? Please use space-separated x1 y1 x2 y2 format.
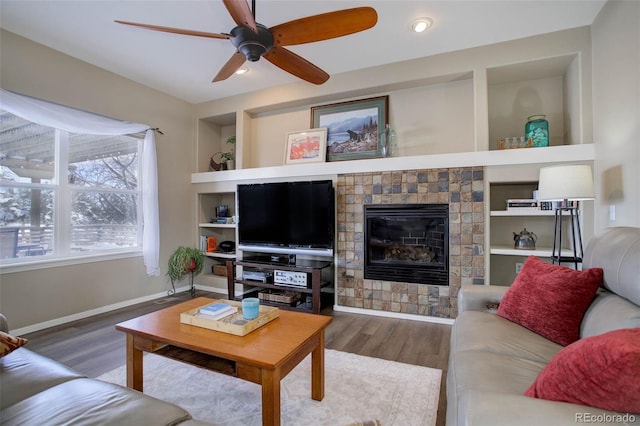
515 262 524 274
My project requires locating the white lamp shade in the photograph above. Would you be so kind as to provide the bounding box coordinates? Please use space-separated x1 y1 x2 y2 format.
538 165 595 201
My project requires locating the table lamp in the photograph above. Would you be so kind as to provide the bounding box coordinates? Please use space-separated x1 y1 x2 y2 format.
537 165 595 268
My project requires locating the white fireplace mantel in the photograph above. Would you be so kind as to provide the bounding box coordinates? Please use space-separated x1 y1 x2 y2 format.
192 144 595 185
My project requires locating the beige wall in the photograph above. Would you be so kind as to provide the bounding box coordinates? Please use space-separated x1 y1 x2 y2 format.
246 78 475 168
591 0 640 230
0 30 195 329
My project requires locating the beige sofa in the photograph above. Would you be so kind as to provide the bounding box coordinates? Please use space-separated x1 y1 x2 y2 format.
447 227 640 426
0 314 212 425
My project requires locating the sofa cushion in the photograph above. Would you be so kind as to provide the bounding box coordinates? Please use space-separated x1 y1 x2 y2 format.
581 290 640 338
0 347 84 409
459 390 632 426
450 312 561 400
497 256 602 346
582 226 640 306
451 311 562 364
0 331 27 357
525 328 640 414
0 378 192 426
454 350 549 397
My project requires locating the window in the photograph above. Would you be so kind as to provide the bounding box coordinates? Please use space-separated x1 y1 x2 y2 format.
1 110 143 262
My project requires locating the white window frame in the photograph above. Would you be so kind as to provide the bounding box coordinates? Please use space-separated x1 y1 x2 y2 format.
0 127 144 273
0 89 159 276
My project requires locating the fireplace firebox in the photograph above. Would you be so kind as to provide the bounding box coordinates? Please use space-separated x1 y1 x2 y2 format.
364 204 449 285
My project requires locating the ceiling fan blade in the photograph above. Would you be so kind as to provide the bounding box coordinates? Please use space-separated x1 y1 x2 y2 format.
263 47 329 85
212 52 246 82
115 20 230 40
222 0 258 33
270 7 377 46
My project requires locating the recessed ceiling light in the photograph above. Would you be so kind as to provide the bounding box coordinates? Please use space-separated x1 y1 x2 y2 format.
412 17 433 33
235 67 249 75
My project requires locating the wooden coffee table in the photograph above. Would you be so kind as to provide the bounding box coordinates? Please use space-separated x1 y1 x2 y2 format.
115 297 332 426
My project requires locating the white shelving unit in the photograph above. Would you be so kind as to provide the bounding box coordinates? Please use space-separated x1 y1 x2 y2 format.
195 192 237 293
490 210 556 256
199 223 236 231
191 39 595 292
487 177 592 286
490 210 555 217
192 145 594 185
490 245 577 258
203 251 236 260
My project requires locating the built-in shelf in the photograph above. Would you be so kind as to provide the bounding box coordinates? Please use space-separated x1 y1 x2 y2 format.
196 191 237 294
488 174 592 287
490 245 578 257
490 210 555 217
191 36 596 296
198 223 236 229
192 144 594 184
203 251 236 260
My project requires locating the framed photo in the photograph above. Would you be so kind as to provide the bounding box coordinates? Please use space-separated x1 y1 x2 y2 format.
311 95 388 162
283 128 327 165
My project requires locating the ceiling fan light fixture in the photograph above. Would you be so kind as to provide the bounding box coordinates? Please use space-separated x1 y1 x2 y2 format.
230 23 274 62
235 67 249 75
238 41 267 61
412 17 433 33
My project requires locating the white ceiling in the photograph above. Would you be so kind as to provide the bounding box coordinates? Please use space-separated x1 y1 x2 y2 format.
1 1 606 104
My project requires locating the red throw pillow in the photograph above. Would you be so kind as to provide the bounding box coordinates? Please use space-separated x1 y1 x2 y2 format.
525 328 640 414
497 256 602 346
0 331 28 357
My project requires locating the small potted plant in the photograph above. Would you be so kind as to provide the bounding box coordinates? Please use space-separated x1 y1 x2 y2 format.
167 246 203 297
223 136 236 170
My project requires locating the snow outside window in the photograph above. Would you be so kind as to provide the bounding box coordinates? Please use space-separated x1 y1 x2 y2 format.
1 110 143 261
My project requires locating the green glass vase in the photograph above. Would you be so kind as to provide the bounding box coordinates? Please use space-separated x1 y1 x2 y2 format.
525 115 549 147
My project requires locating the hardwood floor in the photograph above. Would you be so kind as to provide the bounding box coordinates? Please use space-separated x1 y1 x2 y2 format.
21 290 451 426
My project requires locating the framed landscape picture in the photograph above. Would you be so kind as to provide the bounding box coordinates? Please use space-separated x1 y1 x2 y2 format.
283 128 327 165
310 96 388 162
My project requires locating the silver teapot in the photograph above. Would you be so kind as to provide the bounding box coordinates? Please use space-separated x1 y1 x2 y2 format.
513 228 537 249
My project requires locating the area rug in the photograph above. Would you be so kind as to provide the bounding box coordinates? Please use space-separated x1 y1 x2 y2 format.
97 349 441 426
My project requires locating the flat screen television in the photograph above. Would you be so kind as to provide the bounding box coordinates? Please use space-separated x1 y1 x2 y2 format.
237 180 335 257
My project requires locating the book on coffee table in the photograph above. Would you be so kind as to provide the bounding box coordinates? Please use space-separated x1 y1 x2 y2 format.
196 308 237 321
197 302 237 320
181 300 279 336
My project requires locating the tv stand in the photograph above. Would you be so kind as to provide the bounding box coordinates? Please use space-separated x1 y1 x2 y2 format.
225 257 332 314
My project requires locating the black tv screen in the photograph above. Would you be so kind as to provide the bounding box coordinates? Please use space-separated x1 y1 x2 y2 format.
237 180 335 257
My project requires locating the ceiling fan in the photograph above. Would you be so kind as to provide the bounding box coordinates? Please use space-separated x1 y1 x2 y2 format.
115 0 377 85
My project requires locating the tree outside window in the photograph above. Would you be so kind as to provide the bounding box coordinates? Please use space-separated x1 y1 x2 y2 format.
0 110 142 261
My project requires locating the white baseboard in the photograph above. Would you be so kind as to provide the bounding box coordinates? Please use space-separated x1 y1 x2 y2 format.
332 304 455 325
11 285 228 336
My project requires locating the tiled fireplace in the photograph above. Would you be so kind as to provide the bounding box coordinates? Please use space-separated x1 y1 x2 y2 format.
336 167 485 319
364 203 449 286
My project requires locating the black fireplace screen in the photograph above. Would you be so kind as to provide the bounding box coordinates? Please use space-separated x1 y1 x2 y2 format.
364 204 448 285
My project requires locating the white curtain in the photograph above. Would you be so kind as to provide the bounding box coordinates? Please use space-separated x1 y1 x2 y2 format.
0 89 160 276
141 129 160 276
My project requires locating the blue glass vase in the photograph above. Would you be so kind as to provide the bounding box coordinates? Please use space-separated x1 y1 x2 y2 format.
525 115 549 147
